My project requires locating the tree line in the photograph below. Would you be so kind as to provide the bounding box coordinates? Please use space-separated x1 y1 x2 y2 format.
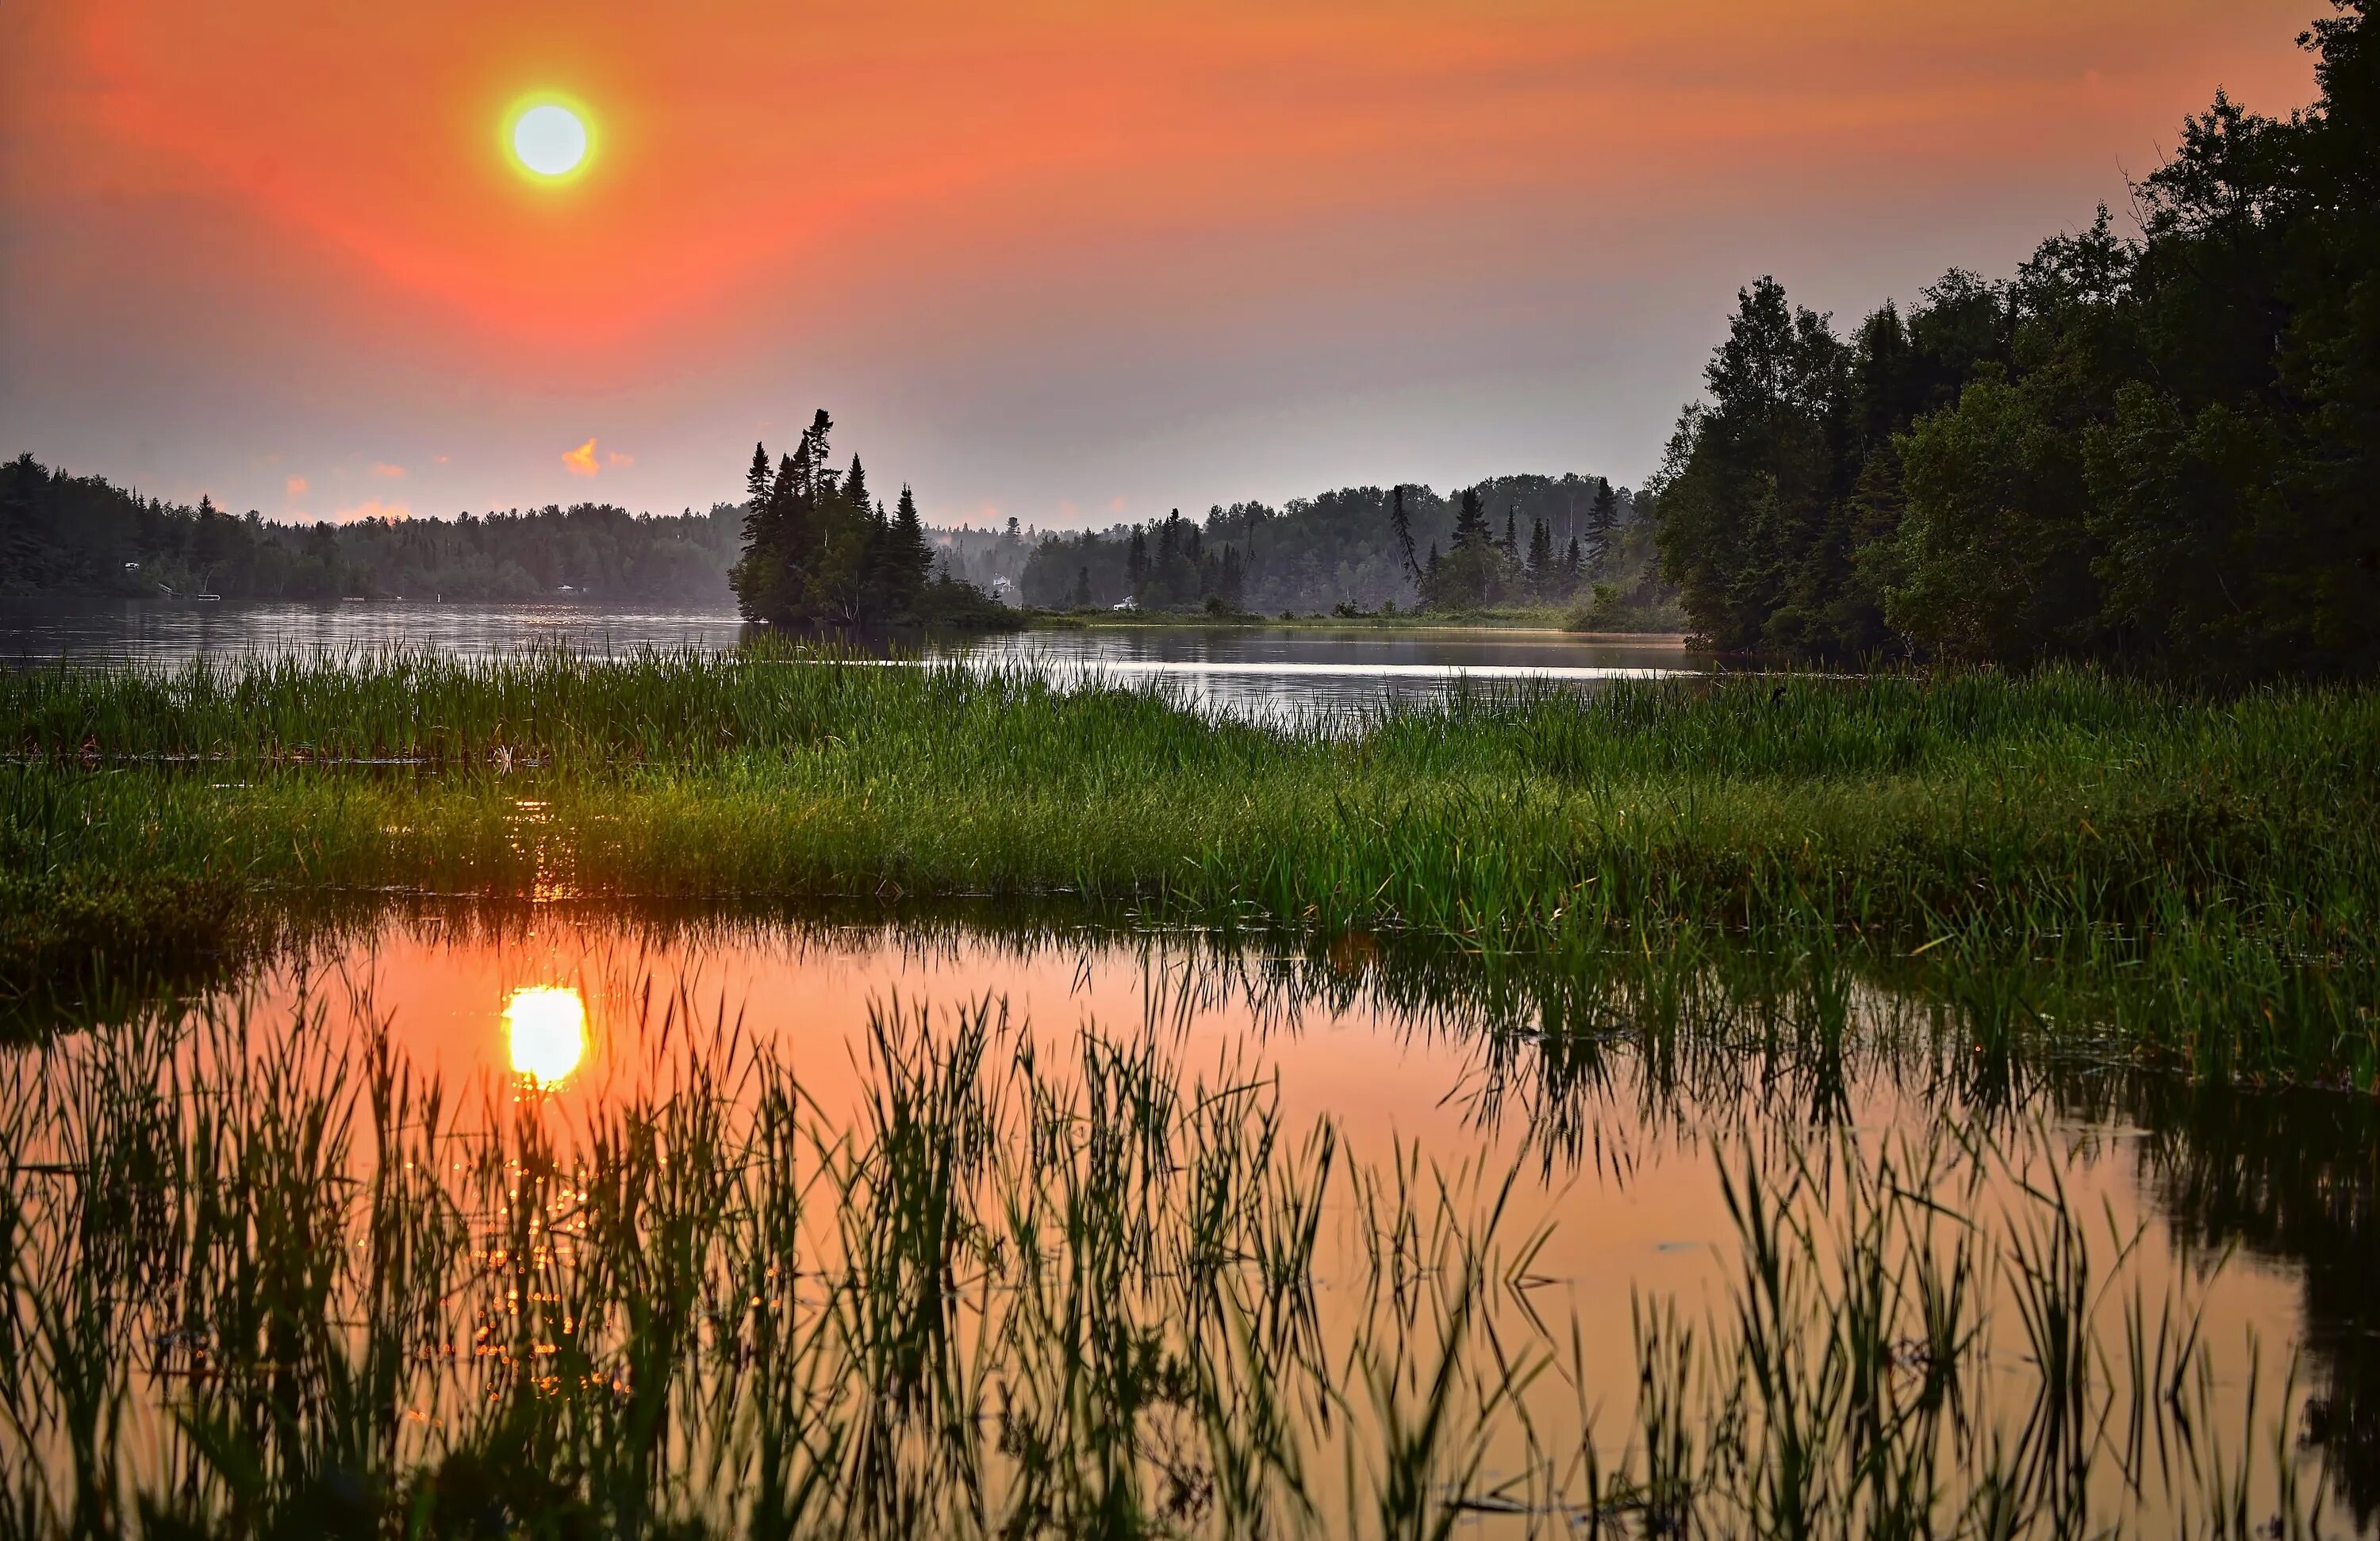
1652 1 2378 678
1013 474 1670 617
0 454 741 604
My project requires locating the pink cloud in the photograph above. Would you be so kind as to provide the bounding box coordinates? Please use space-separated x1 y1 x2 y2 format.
605 448 635 468
1108 496 1128 512
371 461 405 478
562 439 600 476
285 474 307 497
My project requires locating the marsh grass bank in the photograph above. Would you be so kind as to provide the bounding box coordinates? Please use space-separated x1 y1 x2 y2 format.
4 653 2375 1080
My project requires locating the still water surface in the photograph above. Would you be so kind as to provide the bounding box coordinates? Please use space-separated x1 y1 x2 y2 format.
29 906 2357 1532
0 597 1701 720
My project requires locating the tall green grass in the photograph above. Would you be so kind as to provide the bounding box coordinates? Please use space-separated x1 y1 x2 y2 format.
0 981 2332 1537
3 650 2375 1080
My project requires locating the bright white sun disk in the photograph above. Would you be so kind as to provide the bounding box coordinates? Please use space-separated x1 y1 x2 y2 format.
512 105 587 177
505 986 587 1085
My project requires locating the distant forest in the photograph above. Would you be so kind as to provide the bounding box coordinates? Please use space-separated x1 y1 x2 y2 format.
0 454 741 604
1652 1 2378 678
949 475 1668 618
3 448 1672 621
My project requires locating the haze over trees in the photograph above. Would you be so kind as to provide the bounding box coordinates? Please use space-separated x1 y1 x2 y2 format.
1653 0 2379 679
1013 473 1668 616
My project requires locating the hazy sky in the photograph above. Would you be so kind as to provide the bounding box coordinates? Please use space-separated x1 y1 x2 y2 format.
0 1 2328 528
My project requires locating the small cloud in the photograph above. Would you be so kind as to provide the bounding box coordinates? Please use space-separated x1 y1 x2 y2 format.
333 498 411 523
562 439 601 476
371 462 405 479
605 449 635 468
1059 500 1079 519
433 454 450 466
1108 495 1128 512
286 474 308 498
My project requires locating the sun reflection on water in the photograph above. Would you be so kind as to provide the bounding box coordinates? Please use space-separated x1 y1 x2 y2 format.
504 986 586 1086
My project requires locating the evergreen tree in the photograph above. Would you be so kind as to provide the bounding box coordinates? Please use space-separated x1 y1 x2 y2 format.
729 411 999 629
1388 485 1422 585
890 485 934 603
1451 488 1491 549
1583 478 1620 578
745 443 771 510
1526 518 1555 596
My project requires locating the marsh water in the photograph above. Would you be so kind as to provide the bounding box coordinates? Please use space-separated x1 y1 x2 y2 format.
0 597 1701 720
6 604 2374 1532
10 902 2378 1534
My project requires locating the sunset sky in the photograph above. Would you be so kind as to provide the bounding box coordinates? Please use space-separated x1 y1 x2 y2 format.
0 1 2328 528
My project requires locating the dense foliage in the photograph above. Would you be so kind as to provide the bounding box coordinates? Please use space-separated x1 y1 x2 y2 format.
729 412 1009 628
1653 2 2379 678
0 454 741 604
1013 474 1668 616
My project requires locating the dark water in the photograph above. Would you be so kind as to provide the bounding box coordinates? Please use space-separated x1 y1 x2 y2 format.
10 907 2372 1533
0 597 1702 721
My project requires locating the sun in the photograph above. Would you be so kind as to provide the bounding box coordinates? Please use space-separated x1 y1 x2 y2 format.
506 97 593 182
505 985 587 1085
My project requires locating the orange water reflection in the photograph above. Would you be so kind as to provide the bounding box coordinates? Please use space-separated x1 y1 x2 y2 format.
202 907 2366 1529
502 984 587 1086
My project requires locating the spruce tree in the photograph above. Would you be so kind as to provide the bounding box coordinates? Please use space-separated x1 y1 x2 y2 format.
1584 477 1620 578
1388 485 1422 585
745 443 771 510
1451 488 1491 549
891 485 934 605
1527 518 1554 596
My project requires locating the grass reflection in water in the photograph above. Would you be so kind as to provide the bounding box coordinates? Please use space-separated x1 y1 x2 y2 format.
0 949 2350 1538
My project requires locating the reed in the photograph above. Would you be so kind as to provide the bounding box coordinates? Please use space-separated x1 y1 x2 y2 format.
4 650 2374 1080
0 979 2332 1537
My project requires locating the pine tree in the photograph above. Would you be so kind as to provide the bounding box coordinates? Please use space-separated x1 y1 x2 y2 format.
800 412 835 499
891 485 933 604
1584 477 1620 579
745 443 771 510
1526 519 1554 596
1388 485 1422 585
1451 489 1491 549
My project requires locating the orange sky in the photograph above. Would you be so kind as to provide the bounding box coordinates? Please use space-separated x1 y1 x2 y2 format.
0 0 2328 527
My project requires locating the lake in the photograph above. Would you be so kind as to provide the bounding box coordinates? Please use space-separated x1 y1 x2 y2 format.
8 902 2372 1533
3 600 2368 1533
0 597 1702 721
